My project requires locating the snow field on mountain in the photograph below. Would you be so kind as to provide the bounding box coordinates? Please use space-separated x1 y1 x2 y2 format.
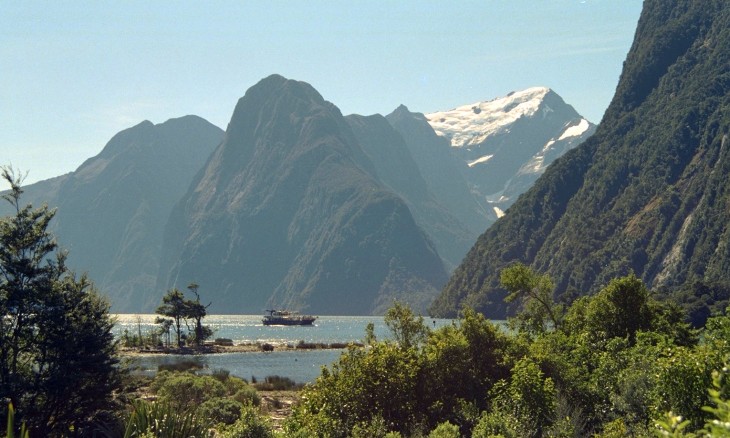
425 87 550 147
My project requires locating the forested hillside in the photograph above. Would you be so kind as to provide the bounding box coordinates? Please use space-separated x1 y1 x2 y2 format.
432 0 730 320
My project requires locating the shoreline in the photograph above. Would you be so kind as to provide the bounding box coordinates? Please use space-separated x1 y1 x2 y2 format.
119 340 363 357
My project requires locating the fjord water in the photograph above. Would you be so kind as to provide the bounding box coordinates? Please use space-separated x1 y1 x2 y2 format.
116 314 453 383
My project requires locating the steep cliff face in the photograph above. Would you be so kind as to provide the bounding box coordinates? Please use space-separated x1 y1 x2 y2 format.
386 105 489 235
158 75 447 315
432 0 730 318
346 113 475 270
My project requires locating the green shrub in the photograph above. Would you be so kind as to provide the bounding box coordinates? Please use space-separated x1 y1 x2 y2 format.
224 376 252 396
208 368 250 395
288 342 421 437
427 421 460 438
154 372 227 412
594 418 629 438
198 398 244 426
233 386 262 407
350 415 389 438
472 410 519 438
217 403 274 438
485 358 557 438
149 370 173 393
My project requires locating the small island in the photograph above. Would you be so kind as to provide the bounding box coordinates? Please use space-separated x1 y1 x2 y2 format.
117 288 360 355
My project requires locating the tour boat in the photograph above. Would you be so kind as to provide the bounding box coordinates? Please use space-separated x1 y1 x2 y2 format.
262 309 317 326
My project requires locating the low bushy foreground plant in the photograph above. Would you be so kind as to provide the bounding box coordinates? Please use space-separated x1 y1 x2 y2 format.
151 371 227 413
234 385 262 407
216 403 275 438
198 398 245 426
121 399 211 438
120 368 275 435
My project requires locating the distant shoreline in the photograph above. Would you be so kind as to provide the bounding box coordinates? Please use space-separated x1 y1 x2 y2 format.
119 340 362 356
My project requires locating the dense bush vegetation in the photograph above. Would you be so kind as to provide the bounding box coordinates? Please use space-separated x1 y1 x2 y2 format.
4 224 730 438
109 368 273 437
286 278 730 437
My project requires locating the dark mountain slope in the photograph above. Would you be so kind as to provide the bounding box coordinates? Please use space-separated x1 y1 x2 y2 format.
58 116 224 311
158 75 447 315
431 0 730 318
345 113 475 269
1 117 224 312
0 174 70 218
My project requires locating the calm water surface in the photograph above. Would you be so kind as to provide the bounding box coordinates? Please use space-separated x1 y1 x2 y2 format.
115 314 454 383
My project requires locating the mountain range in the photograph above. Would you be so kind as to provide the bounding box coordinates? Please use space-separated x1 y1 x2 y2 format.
431 0 730 320
3 77 593 314
7 0 726 319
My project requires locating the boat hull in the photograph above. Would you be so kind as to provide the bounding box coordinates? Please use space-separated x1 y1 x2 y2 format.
262 310 317 326
262 317 316 326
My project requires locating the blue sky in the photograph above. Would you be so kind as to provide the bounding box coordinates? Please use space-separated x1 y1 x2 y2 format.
1 1 642 185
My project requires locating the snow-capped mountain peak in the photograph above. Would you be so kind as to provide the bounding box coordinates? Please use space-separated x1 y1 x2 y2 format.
421 86 595 222
425 87 552 148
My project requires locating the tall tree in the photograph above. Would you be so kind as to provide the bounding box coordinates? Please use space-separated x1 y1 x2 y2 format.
186 282 211 346
154 316 174 347
155 285 212 348
501 262 563 335
0 167 120 435
156 288 188 347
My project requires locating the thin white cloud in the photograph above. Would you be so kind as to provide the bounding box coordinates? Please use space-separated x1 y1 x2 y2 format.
476 39 628 64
